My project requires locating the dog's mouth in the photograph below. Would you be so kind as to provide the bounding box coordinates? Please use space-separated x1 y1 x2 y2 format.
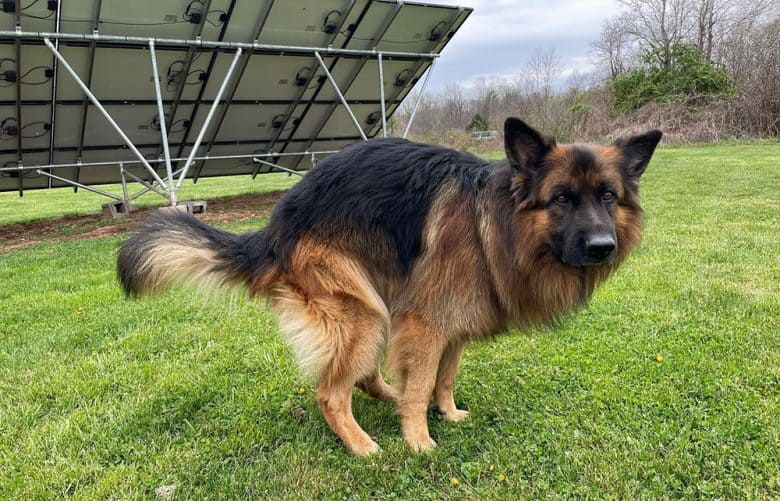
552 247 617 268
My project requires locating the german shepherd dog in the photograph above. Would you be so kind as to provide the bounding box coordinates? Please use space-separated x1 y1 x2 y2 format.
118 118 661 455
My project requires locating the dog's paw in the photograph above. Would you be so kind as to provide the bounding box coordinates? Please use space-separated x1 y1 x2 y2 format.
407 435 437 452
442 409 470 422
350 438 381 456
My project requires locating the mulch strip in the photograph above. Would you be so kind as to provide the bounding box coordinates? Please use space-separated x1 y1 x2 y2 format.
0 190 285 254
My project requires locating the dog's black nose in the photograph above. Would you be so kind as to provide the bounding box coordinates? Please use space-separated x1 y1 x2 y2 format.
585 235 616 262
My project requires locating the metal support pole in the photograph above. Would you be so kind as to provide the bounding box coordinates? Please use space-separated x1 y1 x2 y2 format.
403 58 437 139
252 158 305 177
0 149 341 173
42 37 168 189
14 4 22 196
148 39 176 205
176 47 243 188
35 169 122 201
119 162 130 204
314 51 367 141
2 31 439 60
46 0 62 183
378 52 387 137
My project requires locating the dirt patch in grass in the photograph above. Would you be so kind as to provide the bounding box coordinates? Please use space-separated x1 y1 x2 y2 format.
0 190 285 253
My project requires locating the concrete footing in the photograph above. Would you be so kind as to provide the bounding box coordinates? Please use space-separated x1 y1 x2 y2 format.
101 201 139 218
103 200 207 219
158 201 208 216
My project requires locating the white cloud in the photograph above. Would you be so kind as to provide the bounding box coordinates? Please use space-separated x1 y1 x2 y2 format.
450 0 620 44
426 0 623 90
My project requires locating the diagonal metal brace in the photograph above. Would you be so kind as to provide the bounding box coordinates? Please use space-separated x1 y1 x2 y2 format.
252 157 305 177
314 51 367 141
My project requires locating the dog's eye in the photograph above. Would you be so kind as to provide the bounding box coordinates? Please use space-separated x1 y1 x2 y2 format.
554 194 569 205
602 191 616 202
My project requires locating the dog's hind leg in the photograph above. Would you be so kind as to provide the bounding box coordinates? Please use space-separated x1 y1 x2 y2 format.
388 315 447 451
434 340 469 422
273 286 387 455
356 366 398 402
272 243 390 455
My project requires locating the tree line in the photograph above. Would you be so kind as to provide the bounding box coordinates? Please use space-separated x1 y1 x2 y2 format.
397 0 779 147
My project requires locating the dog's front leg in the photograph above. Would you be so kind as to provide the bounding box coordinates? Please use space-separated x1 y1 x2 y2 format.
389 315 445 451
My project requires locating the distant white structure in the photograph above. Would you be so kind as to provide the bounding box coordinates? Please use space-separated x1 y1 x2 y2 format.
471 130 498 140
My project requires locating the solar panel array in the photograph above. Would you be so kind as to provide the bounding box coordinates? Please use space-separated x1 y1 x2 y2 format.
0 0 471 194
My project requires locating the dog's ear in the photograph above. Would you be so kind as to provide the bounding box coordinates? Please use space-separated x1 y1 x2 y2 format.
613 130 662 179
504 118 552 171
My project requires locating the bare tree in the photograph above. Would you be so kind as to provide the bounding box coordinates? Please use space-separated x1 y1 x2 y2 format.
591 14 634 78
618 0 695 68
692 0 776 61
524 48 562 130
595 0 777 68
440 82 468 130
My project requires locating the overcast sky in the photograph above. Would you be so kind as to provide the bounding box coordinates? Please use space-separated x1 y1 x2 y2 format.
424 0 624 92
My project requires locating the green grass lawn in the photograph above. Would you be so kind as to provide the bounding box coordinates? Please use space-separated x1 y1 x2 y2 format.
0 143 778 498
0 173 299 226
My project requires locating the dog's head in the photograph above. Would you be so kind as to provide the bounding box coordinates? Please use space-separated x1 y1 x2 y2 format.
504 117 661 268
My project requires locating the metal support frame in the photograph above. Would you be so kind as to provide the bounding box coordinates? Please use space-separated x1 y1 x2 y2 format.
314 51 367 141
0 23 447 198
378 52 387 137
31 37 252 204
42 37 169 190
126 165 186 202
1 135 363 157
0 149 336 205
122 168 170 201
149 40 176 205
0 97 398 107
175 47 243 188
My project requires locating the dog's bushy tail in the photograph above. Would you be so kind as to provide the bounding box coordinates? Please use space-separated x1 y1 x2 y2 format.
117 209 273 297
